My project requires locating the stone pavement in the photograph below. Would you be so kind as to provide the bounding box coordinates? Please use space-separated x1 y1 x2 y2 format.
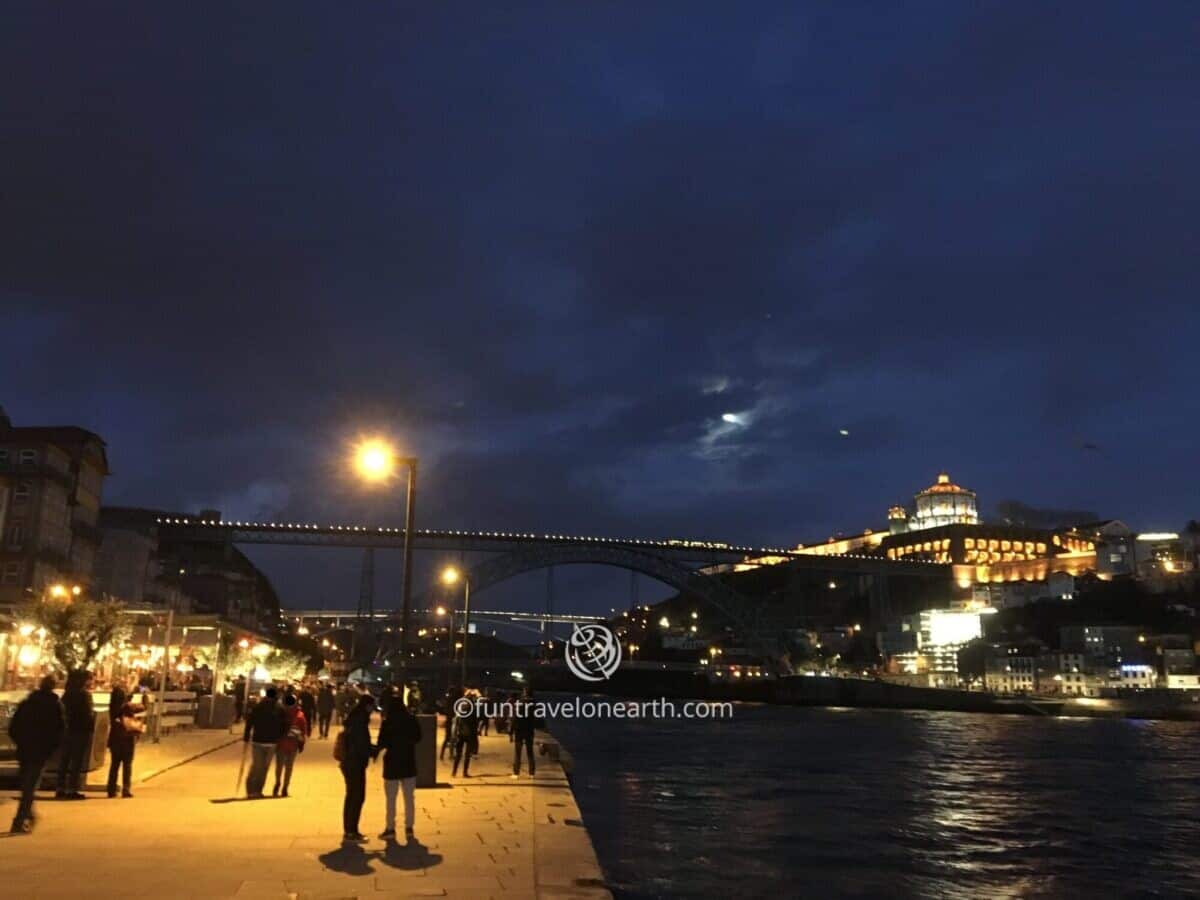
116 727 240 785
0 725 612 900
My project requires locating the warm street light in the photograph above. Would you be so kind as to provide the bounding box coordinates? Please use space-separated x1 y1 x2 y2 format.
435 605 447 617
441 565 471 687
353 438 395 483
351 435 419 664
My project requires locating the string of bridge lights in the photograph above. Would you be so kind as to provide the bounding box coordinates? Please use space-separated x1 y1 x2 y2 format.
151 517 944 566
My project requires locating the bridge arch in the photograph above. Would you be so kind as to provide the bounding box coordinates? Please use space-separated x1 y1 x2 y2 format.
459 543 769 656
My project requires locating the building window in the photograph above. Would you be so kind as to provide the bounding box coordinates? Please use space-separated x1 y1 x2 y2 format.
18 449 35 465
13 481 30 505
1 563 19 585
7 521 23 548
0 449 7 464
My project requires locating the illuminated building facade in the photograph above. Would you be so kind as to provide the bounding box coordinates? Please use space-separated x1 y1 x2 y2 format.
877 608 987 688
0 410 109 606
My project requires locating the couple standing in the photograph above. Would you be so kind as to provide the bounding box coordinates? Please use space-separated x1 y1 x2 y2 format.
338 690 421 843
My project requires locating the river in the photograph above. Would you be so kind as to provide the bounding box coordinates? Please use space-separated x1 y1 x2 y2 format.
548 701 1200 898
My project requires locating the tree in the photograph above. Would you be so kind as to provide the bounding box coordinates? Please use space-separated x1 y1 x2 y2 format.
27 596 129 675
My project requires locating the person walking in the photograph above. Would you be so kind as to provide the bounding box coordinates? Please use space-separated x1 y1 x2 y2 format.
106 681 145 798
337 683 357 725
8 675 66 833
298 686 316 738
56 670 95 799
439 688 459 761
338 693 375 842
512 687 540 778
375 688 422 841
451 690 479 778
272 693 307 797
478 688 490 737
243 687 285 798
316 682 335 739
233 676 246 723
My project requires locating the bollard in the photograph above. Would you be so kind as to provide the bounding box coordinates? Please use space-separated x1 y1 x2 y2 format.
414 713 437 788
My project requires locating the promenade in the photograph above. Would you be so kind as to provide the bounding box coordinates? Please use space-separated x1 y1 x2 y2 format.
0 726 611 900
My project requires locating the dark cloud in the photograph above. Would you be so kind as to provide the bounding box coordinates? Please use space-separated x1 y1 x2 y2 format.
2 2 1197 613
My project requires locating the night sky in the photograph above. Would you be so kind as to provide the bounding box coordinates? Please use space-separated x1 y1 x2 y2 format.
3 4 1197 617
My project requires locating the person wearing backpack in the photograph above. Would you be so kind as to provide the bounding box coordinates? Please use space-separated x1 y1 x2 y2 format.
8 675 66 833
374 688 422 841
272 693 307 797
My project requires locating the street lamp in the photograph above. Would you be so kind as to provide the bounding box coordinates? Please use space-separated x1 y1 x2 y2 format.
351 437 418 663
442 566 470 688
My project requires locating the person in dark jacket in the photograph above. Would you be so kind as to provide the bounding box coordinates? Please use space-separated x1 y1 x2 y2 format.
451 690 480 777
56 670 95 799
106 681 145 798
243 687 285 798
374 689 422 841
340 693 375 841
298 686 316 737
512 687 540 777
8 675 66 833
316 683 335 739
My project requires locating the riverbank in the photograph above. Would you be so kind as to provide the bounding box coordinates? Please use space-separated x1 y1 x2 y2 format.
534 668 1200 722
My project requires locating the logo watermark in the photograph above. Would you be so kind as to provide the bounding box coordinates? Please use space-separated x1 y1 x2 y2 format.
453 696 733 721
564 623 622 682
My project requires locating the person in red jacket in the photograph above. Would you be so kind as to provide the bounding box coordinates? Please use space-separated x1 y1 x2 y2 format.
272 693 307 798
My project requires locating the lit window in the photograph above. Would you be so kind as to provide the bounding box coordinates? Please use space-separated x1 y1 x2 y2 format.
965 538 974 549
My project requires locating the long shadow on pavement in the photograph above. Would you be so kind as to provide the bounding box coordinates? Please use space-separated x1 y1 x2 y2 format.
316 839 443 877
381 837 443 871
318 843 375 876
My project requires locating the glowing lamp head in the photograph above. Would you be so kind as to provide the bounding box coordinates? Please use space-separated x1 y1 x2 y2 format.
441 567 461 587
354 439 396 483
435 605 447 617
49 584 68 599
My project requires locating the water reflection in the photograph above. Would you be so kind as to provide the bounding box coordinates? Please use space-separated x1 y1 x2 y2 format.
551 703 1200 899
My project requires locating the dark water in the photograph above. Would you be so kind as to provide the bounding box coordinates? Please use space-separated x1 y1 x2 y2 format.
549 701 1200 899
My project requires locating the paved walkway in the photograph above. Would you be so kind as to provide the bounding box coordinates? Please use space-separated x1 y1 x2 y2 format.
0 726 611 900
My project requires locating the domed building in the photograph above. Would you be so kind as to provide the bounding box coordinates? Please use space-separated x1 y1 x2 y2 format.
909 472 979 532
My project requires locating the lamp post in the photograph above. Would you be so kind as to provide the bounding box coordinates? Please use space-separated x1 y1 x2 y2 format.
442 568 470 688
352 438 418 668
